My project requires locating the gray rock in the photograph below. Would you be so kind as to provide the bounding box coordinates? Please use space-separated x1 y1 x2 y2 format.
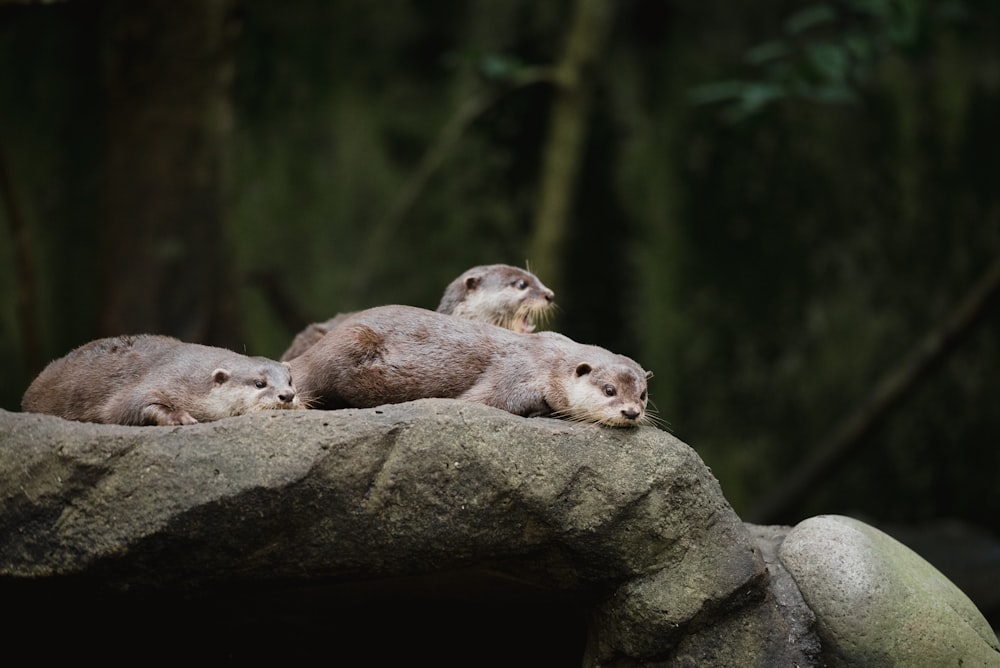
779 514 1000 667
0 401 792 666
746 523 823 663
882 518 1000 623
6 403 998 666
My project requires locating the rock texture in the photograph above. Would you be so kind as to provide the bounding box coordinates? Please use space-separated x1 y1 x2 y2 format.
884 518 1000 625
1 401 799 666
2 402 997 666
780 514 1000 667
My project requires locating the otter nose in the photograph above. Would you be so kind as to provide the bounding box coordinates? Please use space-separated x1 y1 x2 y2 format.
621 408 640 420
278 390 296 403
543 289 555 302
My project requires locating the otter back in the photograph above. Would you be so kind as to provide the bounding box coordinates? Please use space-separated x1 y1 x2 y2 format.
280 263 554 361
22 334 302 426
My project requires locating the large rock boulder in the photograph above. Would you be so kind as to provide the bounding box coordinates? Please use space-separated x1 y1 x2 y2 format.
3 402 995 666
0 400 802 666
780 514 1000 667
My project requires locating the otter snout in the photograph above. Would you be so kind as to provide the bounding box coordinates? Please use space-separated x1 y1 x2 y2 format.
621 407 642 421
278 389 297 404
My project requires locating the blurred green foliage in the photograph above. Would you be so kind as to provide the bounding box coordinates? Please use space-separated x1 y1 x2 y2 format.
0 0 997 535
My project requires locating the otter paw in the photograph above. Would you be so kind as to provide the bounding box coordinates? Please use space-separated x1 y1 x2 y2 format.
143 404 199 426
167 410 199 426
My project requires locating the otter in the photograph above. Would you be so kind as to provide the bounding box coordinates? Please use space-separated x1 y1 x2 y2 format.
21 334 303 426
288 305 652 428
280 264 554 361
436 263 555 333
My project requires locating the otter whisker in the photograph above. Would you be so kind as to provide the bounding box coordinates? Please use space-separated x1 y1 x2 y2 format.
550 409 600 425
295 392 323 410
551 406 642 428
642 401 671 431
523 302 555 330
533 301 560 328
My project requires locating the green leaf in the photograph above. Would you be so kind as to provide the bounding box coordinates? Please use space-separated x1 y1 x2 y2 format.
806 42 851 82
785 4 837 34
745 40 791 66
807 83 859 104
739 82 786 112
687 80 746 106
478 53 525 81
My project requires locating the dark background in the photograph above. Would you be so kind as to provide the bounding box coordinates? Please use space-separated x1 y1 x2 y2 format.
1 0 998 569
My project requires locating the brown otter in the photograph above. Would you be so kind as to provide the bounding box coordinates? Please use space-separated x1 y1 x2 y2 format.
436 263 555 333
279 264 554 361
21 334 303 426
288 305 652 428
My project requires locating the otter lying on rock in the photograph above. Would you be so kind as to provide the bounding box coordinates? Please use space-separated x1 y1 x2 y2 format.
22 334 303 426
280 264 554 361
288 305 652 428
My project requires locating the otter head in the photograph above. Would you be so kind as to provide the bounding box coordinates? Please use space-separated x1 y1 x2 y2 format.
439 264 555 333
202 360 303 419
560 360 652 428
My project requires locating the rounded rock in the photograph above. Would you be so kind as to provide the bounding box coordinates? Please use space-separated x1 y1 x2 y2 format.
780 514 1000 667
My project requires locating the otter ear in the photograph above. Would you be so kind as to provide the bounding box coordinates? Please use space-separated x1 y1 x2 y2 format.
212 368 231 385
464 276 481 291
645 370 654 380
575 363 592 377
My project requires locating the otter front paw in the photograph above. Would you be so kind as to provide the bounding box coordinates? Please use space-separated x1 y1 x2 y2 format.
142 404 199 426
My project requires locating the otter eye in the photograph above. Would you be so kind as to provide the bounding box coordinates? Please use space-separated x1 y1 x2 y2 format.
513 279 528 289
255 379 267 389
603 385 616 397
640 390 647 401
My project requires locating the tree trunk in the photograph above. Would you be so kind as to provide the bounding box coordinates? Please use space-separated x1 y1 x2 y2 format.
0 136 41 380
100 0 242 348
528 0 612 302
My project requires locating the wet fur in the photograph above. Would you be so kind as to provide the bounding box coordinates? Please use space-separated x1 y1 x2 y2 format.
22 334 303 426
289 306 651 427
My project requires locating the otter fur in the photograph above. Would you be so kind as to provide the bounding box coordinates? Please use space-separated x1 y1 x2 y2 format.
280 264 554 362
288 305 652 428
436 263 555 333
22 334 303 426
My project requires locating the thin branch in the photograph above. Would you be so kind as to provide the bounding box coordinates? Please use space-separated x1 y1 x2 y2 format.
527 0 613 302
348 67 558 300
245 268 314 335
747 253 1000 524
0 135 42 379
